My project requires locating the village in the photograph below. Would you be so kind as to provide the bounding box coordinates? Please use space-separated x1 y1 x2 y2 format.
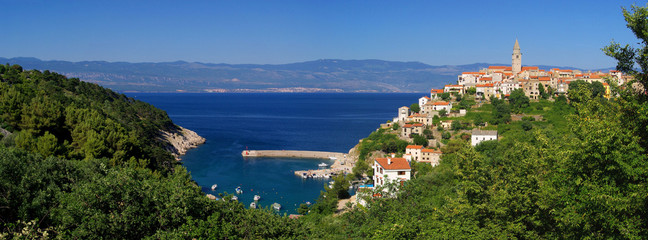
353 39 631 207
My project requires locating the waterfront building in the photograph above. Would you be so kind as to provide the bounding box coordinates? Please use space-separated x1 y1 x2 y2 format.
373 157 411 188
397 106 410 123
471 129 498 146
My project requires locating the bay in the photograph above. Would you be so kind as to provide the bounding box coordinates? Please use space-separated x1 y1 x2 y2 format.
130 93 422 214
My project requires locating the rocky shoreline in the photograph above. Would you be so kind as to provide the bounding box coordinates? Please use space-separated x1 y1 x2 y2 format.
159 126 206 160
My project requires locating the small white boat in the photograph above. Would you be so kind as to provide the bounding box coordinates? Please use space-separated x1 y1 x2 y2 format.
318 162 328 168
328 156 337 160
254 195 261 201
250 202 257 209
236 186 243 194
231 196 238 201
272 202 281 211
211 184 218 191
306 201 311 205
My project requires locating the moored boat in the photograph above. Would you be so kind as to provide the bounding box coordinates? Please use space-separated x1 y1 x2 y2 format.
211 184 218 190
236 186 243 194
231 196 238 201
250 202 257 209
254 195 261 201
272 202 281 211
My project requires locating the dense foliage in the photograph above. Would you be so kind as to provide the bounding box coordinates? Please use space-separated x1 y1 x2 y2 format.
0 66 304 239
3 4 648 239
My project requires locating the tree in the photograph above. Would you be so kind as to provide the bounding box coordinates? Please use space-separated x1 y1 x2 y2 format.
438 109 447 117
441 131 451 139
455 94 462 102
538 83 547 99
410 103 420 113
473 114 484 127
423 129 434 139
392 123 400 130
508 88 529 113
466 87 477 95
451 120 461 131
490 98 511 125
440 93 451 101
412 134 428 147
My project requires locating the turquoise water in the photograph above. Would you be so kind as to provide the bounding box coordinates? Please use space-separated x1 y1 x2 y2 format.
130 93 421 214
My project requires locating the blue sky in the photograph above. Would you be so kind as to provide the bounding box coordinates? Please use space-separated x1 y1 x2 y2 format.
1 0 644 69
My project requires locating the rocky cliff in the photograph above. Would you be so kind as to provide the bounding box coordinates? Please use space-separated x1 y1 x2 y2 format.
159 126 206 160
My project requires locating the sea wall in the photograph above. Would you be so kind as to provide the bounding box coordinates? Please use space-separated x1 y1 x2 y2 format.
242 150 345 159
159 126 206 160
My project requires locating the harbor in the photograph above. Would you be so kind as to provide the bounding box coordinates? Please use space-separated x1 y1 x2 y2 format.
242 149 356 179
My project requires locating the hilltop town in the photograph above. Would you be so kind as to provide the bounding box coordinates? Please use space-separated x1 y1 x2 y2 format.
356 39 631 204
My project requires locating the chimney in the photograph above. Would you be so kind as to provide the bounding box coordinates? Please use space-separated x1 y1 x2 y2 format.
388 158 392 165
391 153 395 158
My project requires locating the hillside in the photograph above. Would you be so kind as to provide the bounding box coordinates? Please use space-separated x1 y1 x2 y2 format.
0 57 611 93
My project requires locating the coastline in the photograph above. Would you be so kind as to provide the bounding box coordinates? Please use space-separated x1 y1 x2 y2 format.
159 126 206 160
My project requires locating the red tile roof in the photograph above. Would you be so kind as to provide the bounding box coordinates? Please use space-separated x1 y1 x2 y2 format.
406 145 424 149
480 77 493 81
430 89 444 94
421 149 442 153
432 101 450 105
539 76 550 81
375 158 411 170
444 84 463 88
522 66 539 71
476 83 494 87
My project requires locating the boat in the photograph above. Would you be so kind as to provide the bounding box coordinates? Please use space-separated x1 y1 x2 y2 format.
272 202 282 211
301 172 308 179
306 201 311 205
328 156 337 160
250 202 257 209
254 195 261 201
235 186 243 194
318 162 328 168
211 184 218 191
231 196 238 201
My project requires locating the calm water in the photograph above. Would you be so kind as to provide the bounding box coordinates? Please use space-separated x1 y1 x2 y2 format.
130 93 422 214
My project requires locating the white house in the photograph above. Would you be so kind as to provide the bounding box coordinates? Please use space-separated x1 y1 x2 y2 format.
418 96 430 108
430 89 444 99
471 129 498 146
373 157 411 188
431 101 452 112
397 106 409 123
405 145 423 162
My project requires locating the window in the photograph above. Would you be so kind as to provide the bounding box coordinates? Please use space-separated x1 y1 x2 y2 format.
398 171 406 175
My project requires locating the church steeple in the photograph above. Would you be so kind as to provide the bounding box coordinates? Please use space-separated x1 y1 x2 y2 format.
512 39 522 75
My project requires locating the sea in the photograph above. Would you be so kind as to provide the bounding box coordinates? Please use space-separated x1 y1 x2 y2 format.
130 93 422 214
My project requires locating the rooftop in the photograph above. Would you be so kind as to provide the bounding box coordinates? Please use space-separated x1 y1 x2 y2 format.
375 158 411 170
472 129 498 136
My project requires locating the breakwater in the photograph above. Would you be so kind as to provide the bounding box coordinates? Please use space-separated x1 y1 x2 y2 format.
242 150 345 159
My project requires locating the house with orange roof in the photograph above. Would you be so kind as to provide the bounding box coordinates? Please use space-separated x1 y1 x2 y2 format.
407 113 433 125
476 83 496 100
373 157 411 188
418 96 430 107
401 123 425 138
444 84 465 95
430 89 444 99
420 148 442 166
405 145 424 162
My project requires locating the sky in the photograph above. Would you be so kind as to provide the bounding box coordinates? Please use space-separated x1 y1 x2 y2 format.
1 0 645 69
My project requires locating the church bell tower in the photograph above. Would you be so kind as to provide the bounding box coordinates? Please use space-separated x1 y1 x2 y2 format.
512 39 522 75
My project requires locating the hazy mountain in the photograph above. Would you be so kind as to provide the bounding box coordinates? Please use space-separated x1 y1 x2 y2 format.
0 57 614 93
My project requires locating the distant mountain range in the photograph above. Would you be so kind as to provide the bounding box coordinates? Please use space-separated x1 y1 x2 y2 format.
0 57 614 93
